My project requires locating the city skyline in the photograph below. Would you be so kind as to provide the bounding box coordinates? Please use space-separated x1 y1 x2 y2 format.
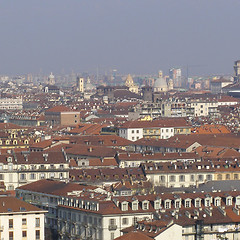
0 0 240 76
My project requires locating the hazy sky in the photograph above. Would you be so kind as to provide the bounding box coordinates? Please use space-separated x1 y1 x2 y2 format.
0 0 240 76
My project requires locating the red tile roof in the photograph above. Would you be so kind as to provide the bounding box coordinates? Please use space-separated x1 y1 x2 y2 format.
114 232 152 240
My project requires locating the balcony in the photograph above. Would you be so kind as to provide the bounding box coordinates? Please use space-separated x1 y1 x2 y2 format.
108 225 117 231
19 179 27 183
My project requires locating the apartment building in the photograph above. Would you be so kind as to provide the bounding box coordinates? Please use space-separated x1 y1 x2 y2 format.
118 118 191 141
0 151 69 190
0 197 46 240
0 98 23 110
16 180 240 240
142 157 240 188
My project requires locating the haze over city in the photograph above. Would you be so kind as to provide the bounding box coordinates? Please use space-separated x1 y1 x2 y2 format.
0 0 240 76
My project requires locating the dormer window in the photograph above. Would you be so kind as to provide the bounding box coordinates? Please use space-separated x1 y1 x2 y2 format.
142 201 149 210
175 200 181 209
195 199 201 208
165 200 171 209
154 200 161 210
132 201 138 211
226 196 233 206
121 202 128 211
214 197 221 207
236 196 240 206
205 198 211 207
185 199 191 208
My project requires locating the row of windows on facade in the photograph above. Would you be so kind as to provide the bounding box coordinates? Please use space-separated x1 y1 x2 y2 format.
0 163 66 171
8 217 40 228
0 140 29 145
159 173 240 182
0 172 64 182
119 195 239 211
159 174 212 182
59 211 101 225
58 222 101 240
19 172 64 180
8 230 40 240
121 129 175 134
60 198 99 211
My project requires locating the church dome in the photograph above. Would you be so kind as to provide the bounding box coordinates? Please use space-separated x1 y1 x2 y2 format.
85 78 95 91
153 77 168 92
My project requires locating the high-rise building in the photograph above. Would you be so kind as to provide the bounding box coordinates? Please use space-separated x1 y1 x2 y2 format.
234 60 240 83
169 68 181 88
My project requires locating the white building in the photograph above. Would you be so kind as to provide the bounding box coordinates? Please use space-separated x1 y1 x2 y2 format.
0 197 46 240
0 98 23 110
0 151 69 190
119 127 143 141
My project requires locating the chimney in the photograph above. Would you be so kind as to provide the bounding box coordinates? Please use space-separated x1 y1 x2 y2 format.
88 147 92 152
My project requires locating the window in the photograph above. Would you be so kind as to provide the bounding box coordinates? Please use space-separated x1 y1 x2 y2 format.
154 201 160 209
159 175 165 183
35 218 40 227
121 203 128 211
227 197 232 206
195 200 201 208
234 174 239 180
132 130 134 134
185 200 191 208
198 175 203 181
22 231 27 237
217 174 222 180
22 218 26 225
142 202 148 210
215 198 221 206
111 232 115 240
190 175 195 181
122 218 128 225
132 202 138 211
0 174 4 180
40 173 45 179
165 201 171 209
179 175 185 182
206 175 212 181
9 231 13 240
205 199 211 207
136 130 139 133
226 174 230 180
175 201 180 208
36 230 40 240
9 219 13 228
109 218 115 226
30 173 35 180
170 175 176 182
20 174 26 180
